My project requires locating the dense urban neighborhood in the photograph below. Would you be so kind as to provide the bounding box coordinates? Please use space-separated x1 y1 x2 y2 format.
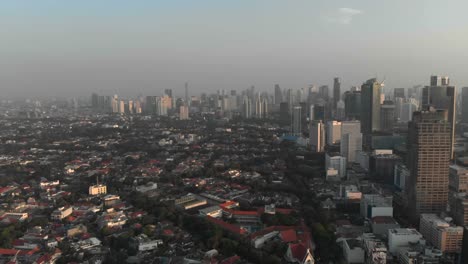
0 76 468 264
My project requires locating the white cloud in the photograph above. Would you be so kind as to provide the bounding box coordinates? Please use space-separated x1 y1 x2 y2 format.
324 7 363 25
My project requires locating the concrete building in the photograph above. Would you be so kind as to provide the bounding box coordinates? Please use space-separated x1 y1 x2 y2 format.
179 105 189 120
242 96 253 118
419 214 463 253
407 109 451 217
326 121 341 145
88 184 107 196
51 206 73 220
394 163 409 191
199 206 222 218
388 228 423 254
422 75 456 159
175 194 207 210
325 153 346 178
291 106 302 136
380 100 395 132
360 194 393 219
371 216 400 237
342 239 365 264
340 121 362 163
362 233 387 264
310 120 325 152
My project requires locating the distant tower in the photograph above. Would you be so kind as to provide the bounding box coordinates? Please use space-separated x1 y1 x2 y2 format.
291 106 302 136
380 100 395 132
274 84 283 105
333 77 341 109
185 82 189 106
242 96 252 118
179 104 189 120
310 120 325 152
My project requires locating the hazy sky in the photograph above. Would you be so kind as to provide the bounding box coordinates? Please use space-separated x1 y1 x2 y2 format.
2 0 468 98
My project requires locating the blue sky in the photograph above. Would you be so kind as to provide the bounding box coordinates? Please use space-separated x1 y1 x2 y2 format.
1 0 468 97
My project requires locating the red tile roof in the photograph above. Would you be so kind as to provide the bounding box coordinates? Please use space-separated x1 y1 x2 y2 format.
206 216 247 235
280 229 297 243
289 243 307 262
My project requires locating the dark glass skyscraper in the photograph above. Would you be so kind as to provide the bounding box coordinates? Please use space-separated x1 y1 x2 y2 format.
361 78 382 134
333 77 341 110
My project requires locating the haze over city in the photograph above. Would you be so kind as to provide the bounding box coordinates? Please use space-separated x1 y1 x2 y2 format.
2 0 468 97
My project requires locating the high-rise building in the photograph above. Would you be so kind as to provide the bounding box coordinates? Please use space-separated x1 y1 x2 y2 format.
319 85 329 100
179 105 189 120
344 90 361 120
111 95 119 113
326 121 341 145
380 100 395 132
310 103 325 121
185 82 189 106
407 109 451 217
254 96 268 118
361 78 383 134
336 100 345 120
242 96 252 119
422 76 456 158
310 120 325 152
91 93 99 108
448 164 468 226
164 89 173 98
291 106 302 136
462 87 468 124
393 88 405 99
340 121 362 163
333 77 341 110
274 84 283 105
400 99 419 123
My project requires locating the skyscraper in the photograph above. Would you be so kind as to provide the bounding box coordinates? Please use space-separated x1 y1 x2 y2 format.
326 121 341 145
344 90 361 120
242 96 252 118
164 89 173 98
461 87 468 124
255 96 268 118
274 84 283 105
380 100 395 132
407 109 451 218
291 106 302 136
422 75 456 159
185 82 189 105
340 121 362 163
333 77 341 110
179 105 189 120
310 120 325 152
319 85 329 100
361 78 383 134
394 88 405 99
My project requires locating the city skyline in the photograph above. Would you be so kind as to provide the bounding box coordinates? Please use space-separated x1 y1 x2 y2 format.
2 1 468 97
